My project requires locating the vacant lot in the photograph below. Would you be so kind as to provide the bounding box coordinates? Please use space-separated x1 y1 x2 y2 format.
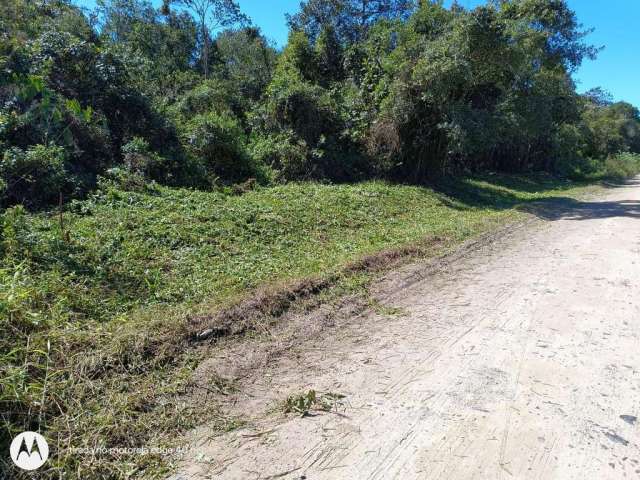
1 174 602 478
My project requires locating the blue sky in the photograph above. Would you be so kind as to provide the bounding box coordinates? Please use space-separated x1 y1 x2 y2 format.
76 0 639 107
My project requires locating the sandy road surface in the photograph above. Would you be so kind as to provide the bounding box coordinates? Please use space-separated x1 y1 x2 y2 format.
172 179 640 480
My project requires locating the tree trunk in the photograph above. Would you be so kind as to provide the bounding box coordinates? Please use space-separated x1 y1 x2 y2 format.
202 21 209 79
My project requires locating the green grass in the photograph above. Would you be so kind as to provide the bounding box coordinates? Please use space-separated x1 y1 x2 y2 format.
0 173 602 478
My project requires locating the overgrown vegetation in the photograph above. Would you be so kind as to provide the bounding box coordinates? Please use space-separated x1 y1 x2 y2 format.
2 0 640 209
1 0 640 477
0 172 603 477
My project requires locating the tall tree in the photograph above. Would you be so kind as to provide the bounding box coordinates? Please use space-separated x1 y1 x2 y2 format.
96 0 156 42
315 24 343 83
97 0 198 79
287 0 416 44
215 27 277 101
161 0 247 78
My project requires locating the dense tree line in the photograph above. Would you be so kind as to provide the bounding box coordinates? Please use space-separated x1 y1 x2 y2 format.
1 0 639 208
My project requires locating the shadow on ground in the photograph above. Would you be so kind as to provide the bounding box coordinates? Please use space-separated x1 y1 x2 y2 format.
522 198 640 221
431 175 640 222
524 177 640 221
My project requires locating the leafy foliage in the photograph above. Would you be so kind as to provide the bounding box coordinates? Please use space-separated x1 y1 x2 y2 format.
214 27 277 104
2 0 639 209
283 389 346 416
179 110 251 183
0 145 67 207
287 0 416 44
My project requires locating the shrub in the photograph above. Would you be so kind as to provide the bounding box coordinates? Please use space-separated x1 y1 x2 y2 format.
122 137 168 180
179 111 253 184
168 79 236 120
0 144 67 208
248 131 311 180
99 167 149 193
554 156 601 180
263 81 339 146
603 152 640 180
1 205 31 261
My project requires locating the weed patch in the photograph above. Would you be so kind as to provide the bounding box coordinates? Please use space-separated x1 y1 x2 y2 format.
283 390 346 417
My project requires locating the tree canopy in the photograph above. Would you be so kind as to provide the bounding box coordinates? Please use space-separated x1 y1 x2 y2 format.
1 0 639 208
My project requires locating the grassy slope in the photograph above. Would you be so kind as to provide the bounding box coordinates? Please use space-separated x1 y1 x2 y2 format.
1 173 601 478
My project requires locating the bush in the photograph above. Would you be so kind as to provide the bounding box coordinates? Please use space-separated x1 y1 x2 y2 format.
603 152 640 180
99 167 150 193
1 205 31 261
252 31 348 182
179 111 254 184
249 131 311 181
554 156 602 180
122 137 169 181
168 79 237 120
263 81 338 146
0 145 67 208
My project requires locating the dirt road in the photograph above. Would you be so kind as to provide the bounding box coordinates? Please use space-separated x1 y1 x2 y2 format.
172 180 640 480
